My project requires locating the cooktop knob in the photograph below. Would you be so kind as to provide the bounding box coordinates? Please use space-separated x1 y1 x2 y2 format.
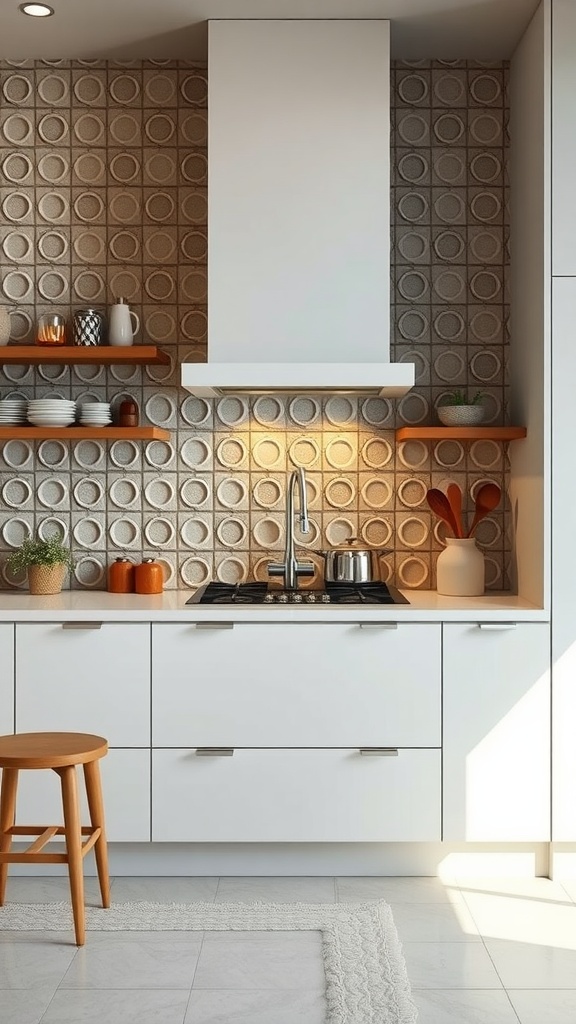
291 593 303 603
304 593 317 603
263 593 274 603
277 593 289 603
320 593 331 603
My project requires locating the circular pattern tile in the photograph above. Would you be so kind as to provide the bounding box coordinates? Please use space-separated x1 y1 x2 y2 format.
216 437 247 469
144 516 175 547
73 477 104 509
180 556 211 587
109 113 140 145
216 477 247 509
361 437 392 469
361 478 392 509
180 478 210 509
180 395 211 427
2 113 33 145
74 556 105 588
216 556 248 585
288 436 320 468
252 437 284 470
181 436 211 469
73 517 103 549
180 516 210 548
325 477 356 509
252 477 283 509
361 517 393 547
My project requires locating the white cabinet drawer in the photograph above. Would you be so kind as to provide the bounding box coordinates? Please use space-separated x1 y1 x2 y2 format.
15 623 150 747
0 624 14 735
152 623 440 747
152 747 441 842
15 749 151 843
443 623 550 841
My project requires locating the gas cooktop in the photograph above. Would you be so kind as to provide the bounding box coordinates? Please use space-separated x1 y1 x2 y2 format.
186 582 409 605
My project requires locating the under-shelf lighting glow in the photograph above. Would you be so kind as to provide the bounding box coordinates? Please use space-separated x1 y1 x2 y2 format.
19 3 54 15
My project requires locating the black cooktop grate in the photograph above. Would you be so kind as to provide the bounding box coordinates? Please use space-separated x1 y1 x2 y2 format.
186 581 404 605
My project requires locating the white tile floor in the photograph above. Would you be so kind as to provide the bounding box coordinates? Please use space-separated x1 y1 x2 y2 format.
1 875 576 1023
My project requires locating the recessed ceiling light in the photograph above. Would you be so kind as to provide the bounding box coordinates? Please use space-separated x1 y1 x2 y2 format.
19 2 55 15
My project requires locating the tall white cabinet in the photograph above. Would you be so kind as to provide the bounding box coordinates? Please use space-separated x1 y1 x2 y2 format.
551 1 576 845
511 0 576 852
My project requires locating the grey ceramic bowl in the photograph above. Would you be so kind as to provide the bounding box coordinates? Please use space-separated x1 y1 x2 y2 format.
437 404 485 426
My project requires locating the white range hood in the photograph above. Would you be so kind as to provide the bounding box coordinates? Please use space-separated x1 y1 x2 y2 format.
182 19 414 399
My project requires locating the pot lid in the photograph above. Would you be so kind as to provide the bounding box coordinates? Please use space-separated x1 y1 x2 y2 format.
320 539 392 553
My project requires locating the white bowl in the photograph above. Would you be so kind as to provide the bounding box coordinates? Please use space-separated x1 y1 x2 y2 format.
437 404 485 427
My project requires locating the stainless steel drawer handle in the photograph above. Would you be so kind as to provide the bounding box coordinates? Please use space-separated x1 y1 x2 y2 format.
195 622 235 630
477 623 517 630
359 748 399 756
62 622 103 630
195 748 234 757
358 623 398 630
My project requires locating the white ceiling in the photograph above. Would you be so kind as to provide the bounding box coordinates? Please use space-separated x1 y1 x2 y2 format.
0 0 541 61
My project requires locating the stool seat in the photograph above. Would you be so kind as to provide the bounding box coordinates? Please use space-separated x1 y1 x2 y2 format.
0 731 110 945
0 732 107 769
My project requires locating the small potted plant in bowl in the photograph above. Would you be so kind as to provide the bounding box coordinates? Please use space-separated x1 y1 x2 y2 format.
437 389 485 427
6 535 74 595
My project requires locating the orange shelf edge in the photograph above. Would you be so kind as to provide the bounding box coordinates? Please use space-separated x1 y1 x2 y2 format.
0 427 170 441
395 426 527 442
0 345 170 366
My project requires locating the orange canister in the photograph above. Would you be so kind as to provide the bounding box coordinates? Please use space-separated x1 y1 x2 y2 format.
108 557 134 593
135 558 164 594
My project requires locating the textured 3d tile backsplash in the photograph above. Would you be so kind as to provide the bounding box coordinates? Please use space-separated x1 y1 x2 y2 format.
0 58 510 591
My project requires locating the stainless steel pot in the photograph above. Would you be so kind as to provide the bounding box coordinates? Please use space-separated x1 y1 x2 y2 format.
315 542 389 583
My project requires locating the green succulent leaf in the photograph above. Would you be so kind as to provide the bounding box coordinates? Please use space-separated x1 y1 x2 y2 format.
441 389 485 407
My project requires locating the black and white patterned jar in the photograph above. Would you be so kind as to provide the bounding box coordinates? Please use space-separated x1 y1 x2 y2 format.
72 308 105 346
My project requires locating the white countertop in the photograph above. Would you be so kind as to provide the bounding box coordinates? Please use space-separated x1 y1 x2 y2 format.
0 589 548 622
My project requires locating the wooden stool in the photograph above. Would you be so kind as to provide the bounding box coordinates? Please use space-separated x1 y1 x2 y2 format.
0 732 110 945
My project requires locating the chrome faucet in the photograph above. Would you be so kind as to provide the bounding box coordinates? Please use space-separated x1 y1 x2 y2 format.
268 467 314 590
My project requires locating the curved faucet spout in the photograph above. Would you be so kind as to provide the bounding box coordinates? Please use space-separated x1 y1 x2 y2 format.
267 467 314 590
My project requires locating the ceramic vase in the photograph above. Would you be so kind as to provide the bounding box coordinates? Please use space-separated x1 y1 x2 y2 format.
436 538 485 597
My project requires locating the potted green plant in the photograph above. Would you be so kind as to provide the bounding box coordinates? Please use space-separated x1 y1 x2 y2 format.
437 389 485 427
6 535 74 595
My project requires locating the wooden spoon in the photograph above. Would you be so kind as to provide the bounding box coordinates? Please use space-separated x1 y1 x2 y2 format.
426 487 459 537
446 482 464 538
467 482 501 538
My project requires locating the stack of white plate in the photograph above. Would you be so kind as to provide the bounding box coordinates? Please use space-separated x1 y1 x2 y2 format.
78 402 112 427
27 398 76 428
0 399 28 426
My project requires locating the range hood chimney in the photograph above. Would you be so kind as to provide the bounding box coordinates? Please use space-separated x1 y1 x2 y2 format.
181 19 414 399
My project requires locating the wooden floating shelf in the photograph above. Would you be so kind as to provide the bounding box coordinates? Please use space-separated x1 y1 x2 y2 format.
0 345 170 366
395 426 527 442
0 427 170 441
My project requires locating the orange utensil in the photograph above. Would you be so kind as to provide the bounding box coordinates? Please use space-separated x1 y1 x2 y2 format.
467 482 501 538
446 482 463 538
426 487 459 537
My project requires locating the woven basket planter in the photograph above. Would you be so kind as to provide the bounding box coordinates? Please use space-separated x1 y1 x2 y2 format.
27 563 67 596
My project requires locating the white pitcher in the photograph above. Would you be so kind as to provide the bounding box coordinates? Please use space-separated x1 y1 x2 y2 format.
108 298 140 347
0 305 14 345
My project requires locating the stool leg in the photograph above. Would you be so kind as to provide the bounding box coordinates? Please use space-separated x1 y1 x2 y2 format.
0 768 19 905
83 760 110 909
58 765 85 946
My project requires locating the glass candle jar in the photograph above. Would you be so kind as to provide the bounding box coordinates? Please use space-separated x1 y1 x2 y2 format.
36 313 66 346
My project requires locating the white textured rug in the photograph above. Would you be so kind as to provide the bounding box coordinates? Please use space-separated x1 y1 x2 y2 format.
0 900 418 1023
